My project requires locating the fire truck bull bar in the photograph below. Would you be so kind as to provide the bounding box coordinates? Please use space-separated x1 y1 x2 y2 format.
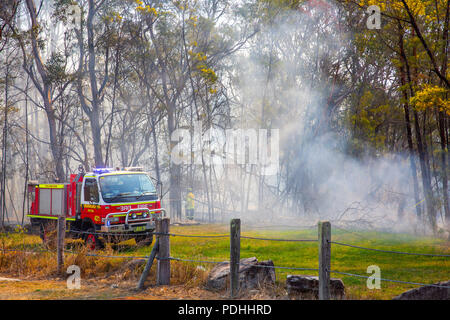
101 208 167 233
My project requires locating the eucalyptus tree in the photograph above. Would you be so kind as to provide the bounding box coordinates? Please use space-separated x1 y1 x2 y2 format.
14 0 75 182
0 0 20 53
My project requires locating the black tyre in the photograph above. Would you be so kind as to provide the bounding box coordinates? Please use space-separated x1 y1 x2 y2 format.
84 228 105 250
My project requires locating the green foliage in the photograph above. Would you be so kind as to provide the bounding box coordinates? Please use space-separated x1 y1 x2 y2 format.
45 52 69 85
345 87 401 157
411 85 450 115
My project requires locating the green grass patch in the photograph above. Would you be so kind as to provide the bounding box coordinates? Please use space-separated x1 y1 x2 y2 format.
140 224 448 299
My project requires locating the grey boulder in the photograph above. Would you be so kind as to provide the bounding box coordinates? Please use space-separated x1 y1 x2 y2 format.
286 275 345 299
205 257 276 291
393 281 450 300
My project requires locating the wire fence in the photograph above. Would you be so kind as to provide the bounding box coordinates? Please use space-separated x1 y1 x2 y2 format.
146 228 449 290
1 248 53 254
330 241 450 257
1 222 449 293
329 270 450 289
157 228 450 291
158 254 450 289
66 229 154 237
240 235 317 242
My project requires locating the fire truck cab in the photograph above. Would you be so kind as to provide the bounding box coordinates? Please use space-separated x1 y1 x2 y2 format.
27 167 164 249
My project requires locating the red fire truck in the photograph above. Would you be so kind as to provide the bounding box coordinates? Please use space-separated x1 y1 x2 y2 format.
27 167 165 249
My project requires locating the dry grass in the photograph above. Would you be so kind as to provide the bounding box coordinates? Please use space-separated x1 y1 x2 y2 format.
170 261 210 288
0 251 56 278
0 240 217 300
0 235 211 293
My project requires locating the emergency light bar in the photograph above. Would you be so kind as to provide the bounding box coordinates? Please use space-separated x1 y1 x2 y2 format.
93 168 114 174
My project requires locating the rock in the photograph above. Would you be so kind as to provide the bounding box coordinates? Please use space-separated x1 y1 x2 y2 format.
286 275 345 300
393 281 450 300
205 257 276 292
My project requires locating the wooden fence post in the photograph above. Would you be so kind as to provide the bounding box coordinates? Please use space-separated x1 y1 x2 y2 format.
157 217 170 285
57 216 66 275
136 238 159 290
230 218 240 298
318 221 331 300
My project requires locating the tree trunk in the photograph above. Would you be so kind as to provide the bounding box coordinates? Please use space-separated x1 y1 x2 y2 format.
89 109 104 168
1 56 9 228
439 0 450 229
402 26 436 232
168 104 181 221
87 0 104 167
46 108 65 181
25 0 65 182
398 23 422 219
151 118 161 184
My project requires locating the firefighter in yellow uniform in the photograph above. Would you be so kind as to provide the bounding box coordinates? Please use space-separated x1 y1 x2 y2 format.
185 188 195 220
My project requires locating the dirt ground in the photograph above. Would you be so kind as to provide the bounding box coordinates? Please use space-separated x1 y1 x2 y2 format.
0 275 228 300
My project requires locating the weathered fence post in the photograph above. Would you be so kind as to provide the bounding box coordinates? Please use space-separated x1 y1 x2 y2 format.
157 217 170 285
57 216 66 275
136 237 159 290
230 218 241 298
318 221 331 300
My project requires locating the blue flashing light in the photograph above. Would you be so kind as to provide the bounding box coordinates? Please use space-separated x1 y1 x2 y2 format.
93 167 114 174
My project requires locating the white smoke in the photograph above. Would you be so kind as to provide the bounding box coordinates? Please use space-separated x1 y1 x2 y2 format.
224 2 431 234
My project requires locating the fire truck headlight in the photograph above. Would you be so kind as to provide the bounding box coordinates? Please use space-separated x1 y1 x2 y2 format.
131 213 137 219
143 212 148 218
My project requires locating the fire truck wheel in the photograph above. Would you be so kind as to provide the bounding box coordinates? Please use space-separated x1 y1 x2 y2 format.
85 228 105 250
135 234 153 246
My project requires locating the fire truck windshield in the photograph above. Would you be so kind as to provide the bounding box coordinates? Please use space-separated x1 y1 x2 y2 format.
99 174 157 203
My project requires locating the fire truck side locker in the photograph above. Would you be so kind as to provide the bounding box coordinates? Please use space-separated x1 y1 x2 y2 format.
35 184 68 216
29 184 68 238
